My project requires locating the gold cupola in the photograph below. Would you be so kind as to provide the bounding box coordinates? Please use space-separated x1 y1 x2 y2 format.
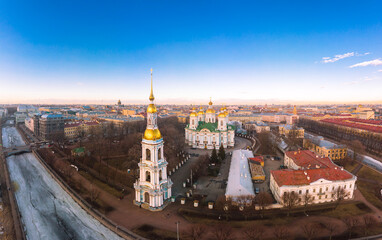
198 107 204 115
190 107 197 117
143 69 162 141
206 98 215 114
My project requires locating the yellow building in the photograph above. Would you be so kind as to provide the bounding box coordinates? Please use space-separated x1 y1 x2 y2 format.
304 136 347 161
64 121 100 139
279 124 304 138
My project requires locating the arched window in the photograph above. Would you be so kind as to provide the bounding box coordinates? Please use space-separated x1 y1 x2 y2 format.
159 170 162 181
192 119 194 125
145 171 151 182
146 149 151 161
144 192 150 203
158 148 162 159
220 120 223 126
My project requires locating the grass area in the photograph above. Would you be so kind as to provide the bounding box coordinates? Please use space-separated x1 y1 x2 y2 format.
357 165 382 182
343 162 358 173
357 180 382 210
320 202 371 218
133 224 177 240
78 170 123 198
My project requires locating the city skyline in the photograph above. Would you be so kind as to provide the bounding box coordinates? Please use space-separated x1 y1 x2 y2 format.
1 1 382 104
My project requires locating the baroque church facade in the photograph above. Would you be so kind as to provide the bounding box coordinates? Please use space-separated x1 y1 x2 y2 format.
134 70 172 211
185 100 235 149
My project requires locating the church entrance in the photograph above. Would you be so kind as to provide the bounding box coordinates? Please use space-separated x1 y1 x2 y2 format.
144 192 150 204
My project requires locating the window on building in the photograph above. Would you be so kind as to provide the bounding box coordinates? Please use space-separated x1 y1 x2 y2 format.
146 149 151 161
299 190 302 194
145 171 151 182
313 189 316 193
159 170 162 181
158 148 162 159
306 189 309 194
192 120 194 125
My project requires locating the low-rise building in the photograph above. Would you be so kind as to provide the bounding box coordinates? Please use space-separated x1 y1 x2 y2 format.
249 156 265 181
225 150 255 202
279 124 304 138
304 135 347 161
270 150 356 205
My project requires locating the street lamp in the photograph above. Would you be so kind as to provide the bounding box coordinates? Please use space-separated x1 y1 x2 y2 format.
175 221 180 240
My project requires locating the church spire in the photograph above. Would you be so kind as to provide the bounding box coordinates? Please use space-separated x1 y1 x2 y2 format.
149 68 155 101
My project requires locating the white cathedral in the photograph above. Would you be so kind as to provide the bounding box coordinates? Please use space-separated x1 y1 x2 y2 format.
185 100 235 149
134 70 172 211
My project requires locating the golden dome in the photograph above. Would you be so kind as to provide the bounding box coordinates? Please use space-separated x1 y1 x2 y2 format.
209 98 213 106
143 128 162 140
206 108 215 114
218 112 225 118
147 104 157 113
190 112 198 117
198 111 204 115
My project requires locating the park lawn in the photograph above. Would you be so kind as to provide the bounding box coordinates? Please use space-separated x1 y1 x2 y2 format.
320 202 371 218
343 163 358 173
133 225 177 240
182 213 292 228
357 166 382 183
357 180 382 210
78 170 123 198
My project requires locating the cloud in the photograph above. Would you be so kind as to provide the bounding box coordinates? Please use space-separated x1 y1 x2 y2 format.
349 59 382 68
322 52 354 63
378 69 382 72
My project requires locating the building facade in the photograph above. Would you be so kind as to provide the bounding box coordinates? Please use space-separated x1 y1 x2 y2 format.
134 70 173 211
304 135 347 161
185 101 235 149
270 150 356 205
38 114 65 141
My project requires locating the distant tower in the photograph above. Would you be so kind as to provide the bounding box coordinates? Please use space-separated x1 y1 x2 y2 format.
205 98 216 123
133 69 173 211
118 99 121 106
293 105 297 115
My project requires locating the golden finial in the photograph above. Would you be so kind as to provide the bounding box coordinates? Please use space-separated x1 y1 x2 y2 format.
209 97 213 106
149 69 154 101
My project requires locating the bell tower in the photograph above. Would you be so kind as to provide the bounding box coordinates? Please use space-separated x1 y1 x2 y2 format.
134 69 173 210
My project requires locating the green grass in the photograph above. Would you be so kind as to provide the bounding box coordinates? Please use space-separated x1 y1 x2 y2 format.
79 170 123 198
320 202 371 218
357 166 382 182
357 180 382 210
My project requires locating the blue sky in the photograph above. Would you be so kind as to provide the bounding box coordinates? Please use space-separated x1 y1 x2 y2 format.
0 1 382 104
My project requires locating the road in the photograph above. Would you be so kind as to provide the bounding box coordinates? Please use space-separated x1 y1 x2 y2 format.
2 127 125 240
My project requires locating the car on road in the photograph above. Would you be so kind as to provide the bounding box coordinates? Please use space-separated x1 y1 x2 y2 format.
255 188 260 194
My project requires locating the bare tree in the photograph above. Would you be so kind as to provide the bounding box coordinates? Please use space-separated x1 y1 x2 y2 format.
212 224 234 240
347 140 366 163
89 184 101 203
343 216 359 238
255 192 273 218
301 223 318 240
243 224 265 240
302 193 313 214
363 215 377 236
333 186 349 208
323 222 337 240
273 225 290 240
184 224 207 240
282 191 301 216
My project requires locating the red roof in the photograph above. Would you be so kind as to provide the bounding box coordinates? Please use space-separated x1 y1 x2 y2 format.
249 156 264 164
272 150 354 186
285 150 334 169
271 167 353 186
321 118 382 134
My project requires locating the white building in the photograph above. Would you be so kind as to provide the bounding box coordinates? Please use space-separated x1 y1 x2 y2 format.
25 117 35 132
244 121 270 133
185 100 235 149
225 150 255 202
270 150 356 205
0 108 7 119
133 70 173 211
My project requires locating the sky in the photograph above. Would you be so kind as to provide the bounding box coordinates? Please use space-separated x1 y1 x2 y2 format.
0 1 382 105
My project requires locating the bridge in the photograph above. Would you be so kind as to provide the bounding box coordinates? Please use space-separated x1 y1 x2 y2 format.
2 145 32 157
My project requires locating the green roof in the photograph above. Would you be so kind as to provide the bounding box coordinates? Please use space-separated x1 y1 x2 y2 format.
72 147 85 153
196 121 218 132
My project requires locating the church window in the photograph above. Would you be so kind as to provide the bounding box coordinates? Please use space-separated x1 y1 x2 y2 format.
146 149 151 161
159 170 162 181
192 119 194 125
220 120 223 126
158 148 162 159
145 171 151 182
